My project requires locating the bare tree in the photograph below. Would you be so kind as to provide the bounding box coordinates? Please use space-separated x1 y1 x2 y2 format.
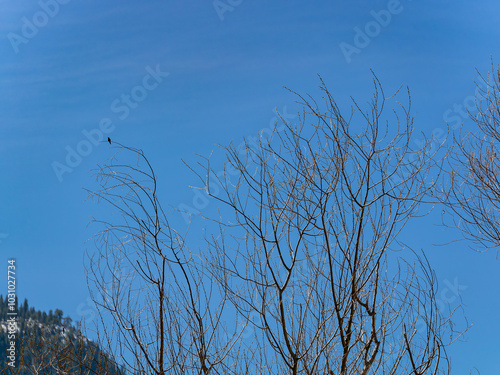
192 76 462 374
85 145 244 375
85 76 462 374
442 61 500 251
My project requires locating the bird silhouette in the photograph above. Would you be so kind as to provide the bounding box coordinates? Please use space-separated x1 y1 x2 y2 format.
107 137 111 144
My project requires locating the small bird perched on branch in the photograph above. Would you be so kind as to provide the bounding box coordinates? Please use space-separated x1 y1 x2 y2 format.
108 137 111 144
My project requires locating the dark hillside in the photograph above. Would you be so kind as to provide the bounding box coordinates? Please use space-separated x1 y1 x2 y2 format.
0 296 125 375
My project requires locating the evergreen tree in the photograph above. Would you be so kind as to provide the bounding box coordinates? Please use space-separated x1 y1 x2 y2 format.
54 309 63 324
22 298 28 314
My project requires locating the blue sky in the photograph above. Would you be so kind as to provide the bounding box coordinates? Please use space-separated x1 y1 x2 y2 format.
1 0 499 372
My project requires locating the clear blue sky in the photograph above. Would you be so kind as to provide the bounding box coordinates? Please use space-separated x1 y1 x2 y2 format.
1 0 499 372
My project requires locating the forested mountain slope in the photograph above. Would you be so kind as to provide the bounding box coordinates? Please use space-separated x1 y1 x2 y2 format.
0 296 124 375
